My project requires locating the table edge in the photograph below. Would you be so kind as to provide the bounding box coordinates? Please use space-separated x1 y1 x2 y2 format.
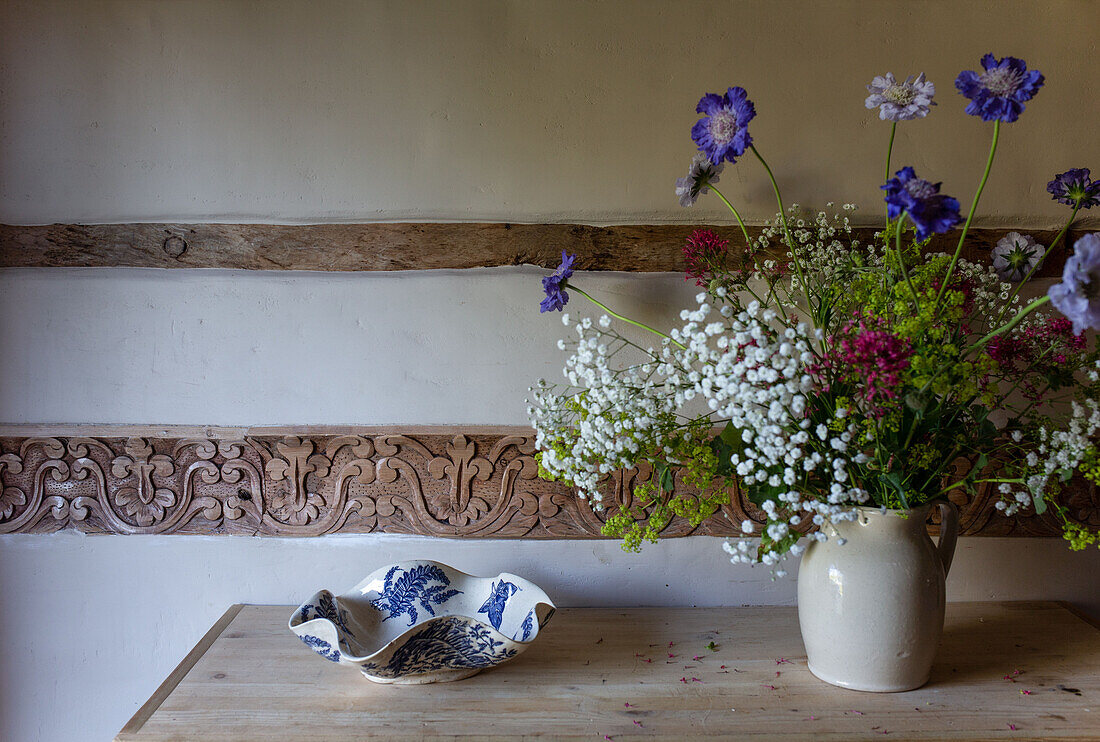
115 604 245 740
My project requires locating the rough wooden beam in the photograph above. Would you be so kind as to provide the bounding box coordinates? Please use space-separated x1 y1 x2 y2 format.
0 222 1082 275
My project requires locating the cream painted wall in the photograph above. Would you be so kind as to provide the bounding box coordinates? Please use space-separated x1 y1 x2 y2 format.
1 2 1099 741
2 0 1098 227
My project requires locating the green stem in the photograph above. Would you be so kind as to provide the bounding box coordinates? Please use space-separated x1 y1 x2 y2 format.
933 120 1001 311
567 284 687 350
749 145 815 320
915 294 1051 398
895 211 921 312
885 121 897 224
708 184 752 246
966 294 1051 353
940 477 1023 495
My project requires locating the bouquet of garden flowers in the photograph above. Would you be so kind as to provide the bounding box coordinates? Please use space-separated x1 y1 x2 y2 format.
530 55 1100 572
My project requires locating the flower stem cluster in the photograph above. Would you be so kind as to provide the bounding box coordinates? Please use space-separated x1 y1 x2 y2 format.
532 58 1100 568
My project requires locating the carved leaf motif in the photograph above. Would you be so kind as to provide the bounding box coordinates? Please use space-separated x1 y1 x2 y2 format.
265 437 332 523
427 435 493 525
0 453 26 521
0 487 26 520
115 487 177 527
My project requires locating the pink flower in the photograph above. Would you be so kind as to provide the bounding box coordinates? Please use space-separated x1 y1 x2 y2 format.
683 229 729 286
817 317 913 415
987 316 1087 401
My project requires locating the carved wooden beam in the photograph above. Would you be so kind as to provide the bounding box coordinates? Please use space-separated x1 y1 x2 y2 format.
0 223 1084 275
0 426 1093 537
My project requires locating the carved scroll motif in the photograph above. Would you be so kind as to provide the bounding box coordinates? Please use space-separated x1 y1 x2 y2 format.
0 431 1092 538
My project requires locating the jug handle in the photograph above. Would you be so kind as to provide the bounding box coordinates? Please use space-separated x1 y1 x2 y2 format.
934 500 959 577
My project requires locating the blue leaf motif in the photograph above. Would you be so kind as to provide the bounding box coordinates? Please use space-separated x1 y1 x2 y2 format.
300 634 341 662
316 592 355 638
477 580 520 630
359 617 518 679
517 611 535 642
371 564 464 627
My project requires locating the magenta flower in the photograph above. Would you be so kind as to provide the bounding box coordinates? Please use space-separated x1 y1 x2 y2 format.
683 229 729 286
838 326 912 408
815 318 913 416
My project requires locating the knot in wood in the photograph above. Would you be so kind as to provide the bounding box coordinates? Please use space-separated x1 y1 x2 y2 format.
162 235 187 258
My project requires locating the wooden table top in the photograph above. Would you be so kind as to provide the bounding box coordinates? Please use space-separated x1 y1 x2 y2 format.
117 601 1100 741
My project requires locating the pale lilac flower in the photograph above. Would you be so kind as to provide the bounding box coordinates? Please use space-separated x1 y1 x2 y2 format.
1049 233 1100 334
992 232 1044 282
864 73 936 121
675 154 724 207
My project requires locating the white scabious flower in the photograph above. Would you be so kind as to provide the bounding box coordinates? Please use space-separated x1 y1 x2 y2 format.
865 73 936 121
992 232 1044 282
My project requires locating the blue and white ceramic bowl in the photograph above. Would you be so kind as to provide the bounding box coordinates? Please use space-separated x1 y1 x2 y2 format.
289 560 556 684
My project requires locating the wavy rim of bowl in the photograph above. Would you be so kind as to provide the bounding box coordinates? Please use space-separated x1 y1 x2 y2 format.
288 560 556 665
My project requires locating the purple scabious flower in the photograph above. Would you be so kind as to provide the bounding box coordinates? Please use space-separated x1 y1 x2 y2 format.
540 250 576 313
955 54 1043 123
675 154 724 207
864 73 936 121
1049 233 1100 334
881 166 963 240
1047 168 1100 209
992 232 1044 282
691 87 756 165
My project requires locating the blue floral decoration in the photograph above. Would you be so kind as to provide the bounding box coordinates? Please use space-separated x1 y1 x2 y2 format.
360 617 517 679
302 592 356 638
371 564 464 627
477 579 520 630
300 634 341 662
516 611 535 642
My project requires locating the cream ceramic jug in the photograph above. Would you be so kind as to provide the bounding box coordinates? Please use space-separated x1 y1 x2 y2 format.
796 501 959 692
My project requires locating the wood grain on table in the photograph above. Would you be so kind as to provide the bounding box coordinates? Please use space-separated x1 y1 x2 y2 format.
117 602 1100 741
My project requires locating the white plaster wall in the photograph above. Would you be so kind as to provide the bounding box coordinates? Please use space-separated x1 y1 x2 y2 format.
1 2 1099 741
